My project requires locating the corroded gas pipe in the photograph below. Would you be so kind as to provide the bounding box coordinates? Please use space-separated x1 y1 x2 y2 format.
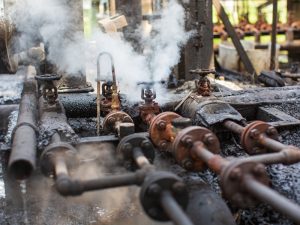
223 120 300 162
171 126 300 224
8 79 38 180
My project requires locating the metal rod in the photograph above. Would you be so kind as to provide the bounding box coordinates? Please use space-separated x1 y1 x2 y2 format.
240 150 297 165
270 0 278 70
244 175 300 224
223 120 244 134
133 147 150 169
258 134 285 152
8 79 37 180
160 191 194 225
78 172 145 192
192 142 228 174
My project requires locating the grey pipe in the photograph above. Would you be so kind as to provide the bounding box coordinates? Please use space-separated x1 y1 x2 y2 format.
8 79 38 180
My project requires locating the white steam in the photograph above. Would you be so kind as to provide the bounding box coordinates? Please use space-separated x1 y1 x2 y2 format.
9 0 191 103
88 0 192 102
9 0 85 74
145 0 189 81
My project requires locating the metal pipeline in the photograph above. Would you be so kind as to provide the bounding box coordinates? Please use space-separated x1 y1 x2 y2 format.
55 169 147 196
171 126 300 222
53 133 193 225
240 147 300 165
223 120 300 156
160 191 194 225
8 79 37 180
243 174 300 224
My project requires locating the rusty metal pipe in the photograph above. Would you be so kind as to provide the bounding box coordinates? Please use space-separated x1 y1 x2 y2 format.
192 141 229 174
8 79 37 180
242 148 300 165
223 120 244 134
243 175 300 224
257 134 286 152
224 120 291 153
160 191 194 225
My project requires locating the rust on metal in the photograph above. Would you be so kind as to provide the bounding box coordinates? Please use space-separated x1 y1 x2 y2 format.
103 110 133 134
139 87 160 124
240 121 280 154
220 161 270 208
149 112 181 152
172 126 220 171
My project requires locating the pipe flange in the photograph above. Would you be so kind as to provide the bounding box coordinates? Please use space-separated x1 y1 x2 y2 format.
220 160 270 208
241 121 279 154
172 126 220 171
149 112 181 152
140 171 188 221
40 142 78 176
103 111 133 133
117 133 155 170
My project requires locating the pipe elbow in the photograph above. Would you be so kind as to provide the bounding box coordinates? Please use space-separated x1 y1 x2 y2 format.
56 174 83 196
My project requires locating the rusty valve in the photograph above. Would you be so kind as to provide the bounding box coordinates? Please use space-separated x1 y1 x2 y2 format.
190 69 215 96
35 74 62 105
100 81 114 116
139 86 160 124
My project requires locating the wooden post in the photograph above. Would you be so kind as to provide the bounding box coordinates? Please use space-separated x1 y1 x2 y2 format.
180 0 214 80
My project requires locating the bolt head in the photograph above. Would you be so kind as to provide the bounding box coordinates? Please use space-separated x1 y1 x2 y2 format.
182 158 194 170
172 182 186 194
123 116 132 123
181 136 193 149
266 127 277 136
159 140 168 150
229 168 242 181
156 120 166 131
250 129 260 139
253 164 265 176
108 117 116 124
141 140 152 150
122 143 132 155
147 184 161 196
204 133 215 145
